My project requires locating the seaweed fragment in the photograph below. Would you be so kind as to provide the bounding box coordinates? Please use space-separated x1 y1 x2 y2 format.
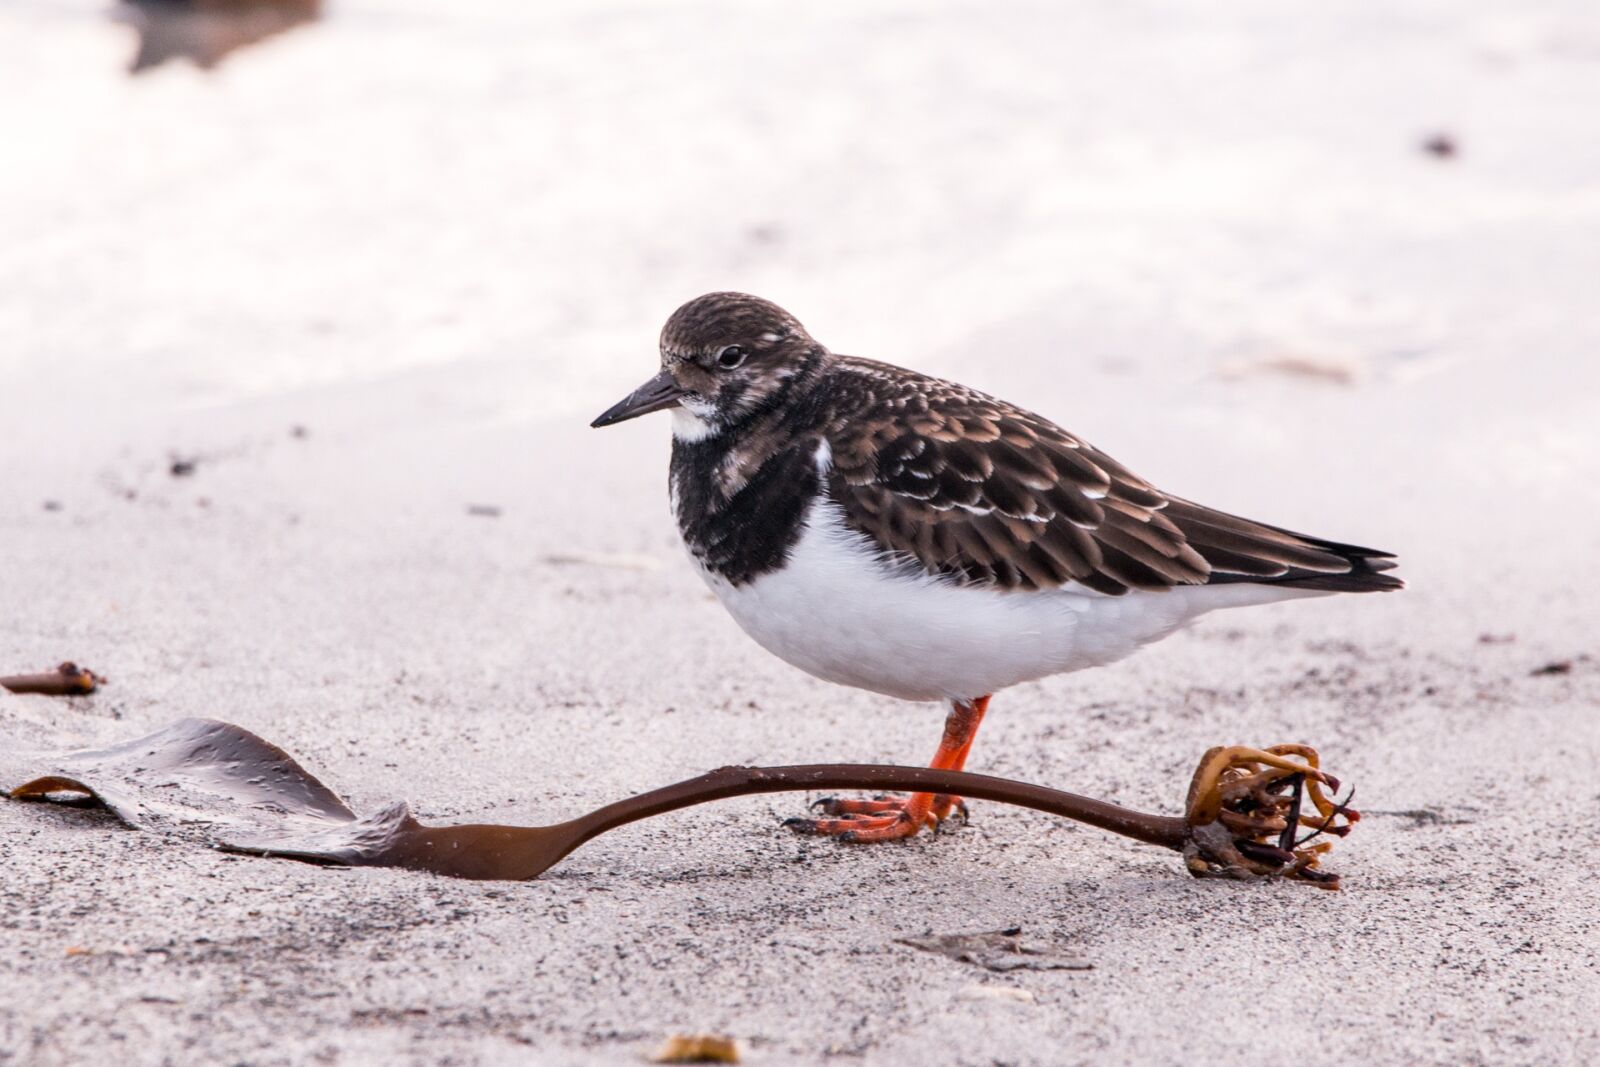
1182 745 1359 889
7 719 1357 889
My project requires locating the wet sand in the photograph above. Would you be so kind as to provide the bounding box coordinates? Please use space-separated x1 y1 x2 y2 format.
3 1 1599 1063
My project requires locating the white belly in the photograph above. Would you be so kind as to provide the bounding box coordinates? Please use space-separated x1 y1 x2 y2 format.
695 500 1319 703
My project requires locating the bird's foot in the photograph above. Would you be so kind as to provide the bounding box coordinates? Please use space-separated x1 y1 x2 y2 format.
782 792 967 843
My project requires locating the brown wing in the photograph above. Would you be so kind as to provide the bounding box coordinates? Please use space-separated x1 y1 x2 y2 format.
825 359 1399 596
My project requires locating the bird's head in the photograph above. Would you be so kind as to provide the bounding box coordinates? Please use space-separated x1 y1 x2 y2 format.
591 292 819 438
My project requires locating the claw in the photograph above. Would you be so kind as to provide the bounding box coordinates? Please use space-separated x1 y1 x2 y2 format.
932 794 969 825
785 793 958 843
810 795 910 818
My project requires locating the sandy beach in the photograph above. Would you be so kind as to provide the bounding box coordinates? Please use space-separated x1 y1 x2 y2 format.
3 1 1599 1063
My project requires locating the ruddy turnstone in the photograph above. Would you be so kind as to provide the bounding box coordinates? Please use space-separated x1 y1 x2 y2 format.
592 292 1401 843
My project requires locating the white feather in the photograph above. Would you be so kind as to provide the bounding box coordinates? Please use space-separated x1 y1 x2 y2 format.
671 406 718 442
694 500 1322 702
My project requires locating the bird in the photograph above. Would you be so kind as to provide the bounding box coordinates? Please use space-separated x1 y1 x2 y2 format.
591 292 1401 843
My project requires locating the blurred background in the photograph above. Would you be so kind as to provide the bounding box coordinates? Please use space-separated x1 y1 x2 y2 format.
2 0 1598 655
5 1 1599 630
3 0 1598 671
3 0 1595 429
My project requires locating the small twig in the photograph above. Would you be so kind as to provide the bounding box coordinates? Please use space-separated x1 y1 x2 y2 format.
1293 787 1358 851
0 663 102 697
1277 774 1305 854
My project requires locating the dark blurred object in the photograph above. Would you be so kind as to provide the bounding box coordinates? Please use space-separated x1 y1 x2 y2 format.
1 663 103 696
650 1035 741 1064
1421 133 1458 159
113 0 321 74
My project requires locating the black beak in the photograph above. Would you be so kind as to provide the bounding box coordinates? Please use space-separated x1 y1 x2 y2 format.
590 370 687 428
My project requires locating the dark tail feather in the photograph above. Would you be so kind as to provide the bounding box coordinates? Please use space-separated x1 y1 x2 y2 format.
1268 551 1403 592
1167 497 1405 594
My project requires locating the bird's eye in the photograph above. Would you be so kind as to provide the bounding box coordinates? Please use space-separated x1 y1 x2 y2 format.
716 345 747 369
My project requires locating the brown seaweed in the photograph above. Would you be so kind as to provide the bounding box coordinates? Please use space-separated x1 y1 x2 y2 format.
6 719 1356 888
0 663 102 696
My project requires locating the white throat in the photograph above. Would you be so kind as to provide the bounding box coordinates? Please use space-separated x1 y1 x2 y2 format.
671 405 719 442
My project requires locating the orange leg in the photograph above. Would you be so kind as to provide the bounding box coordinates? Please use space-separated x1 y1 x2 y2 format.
785 696 990 843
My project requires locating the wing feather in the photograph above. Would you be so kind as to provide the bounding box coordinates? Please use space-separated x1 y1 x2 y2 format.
823 358 1400 595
